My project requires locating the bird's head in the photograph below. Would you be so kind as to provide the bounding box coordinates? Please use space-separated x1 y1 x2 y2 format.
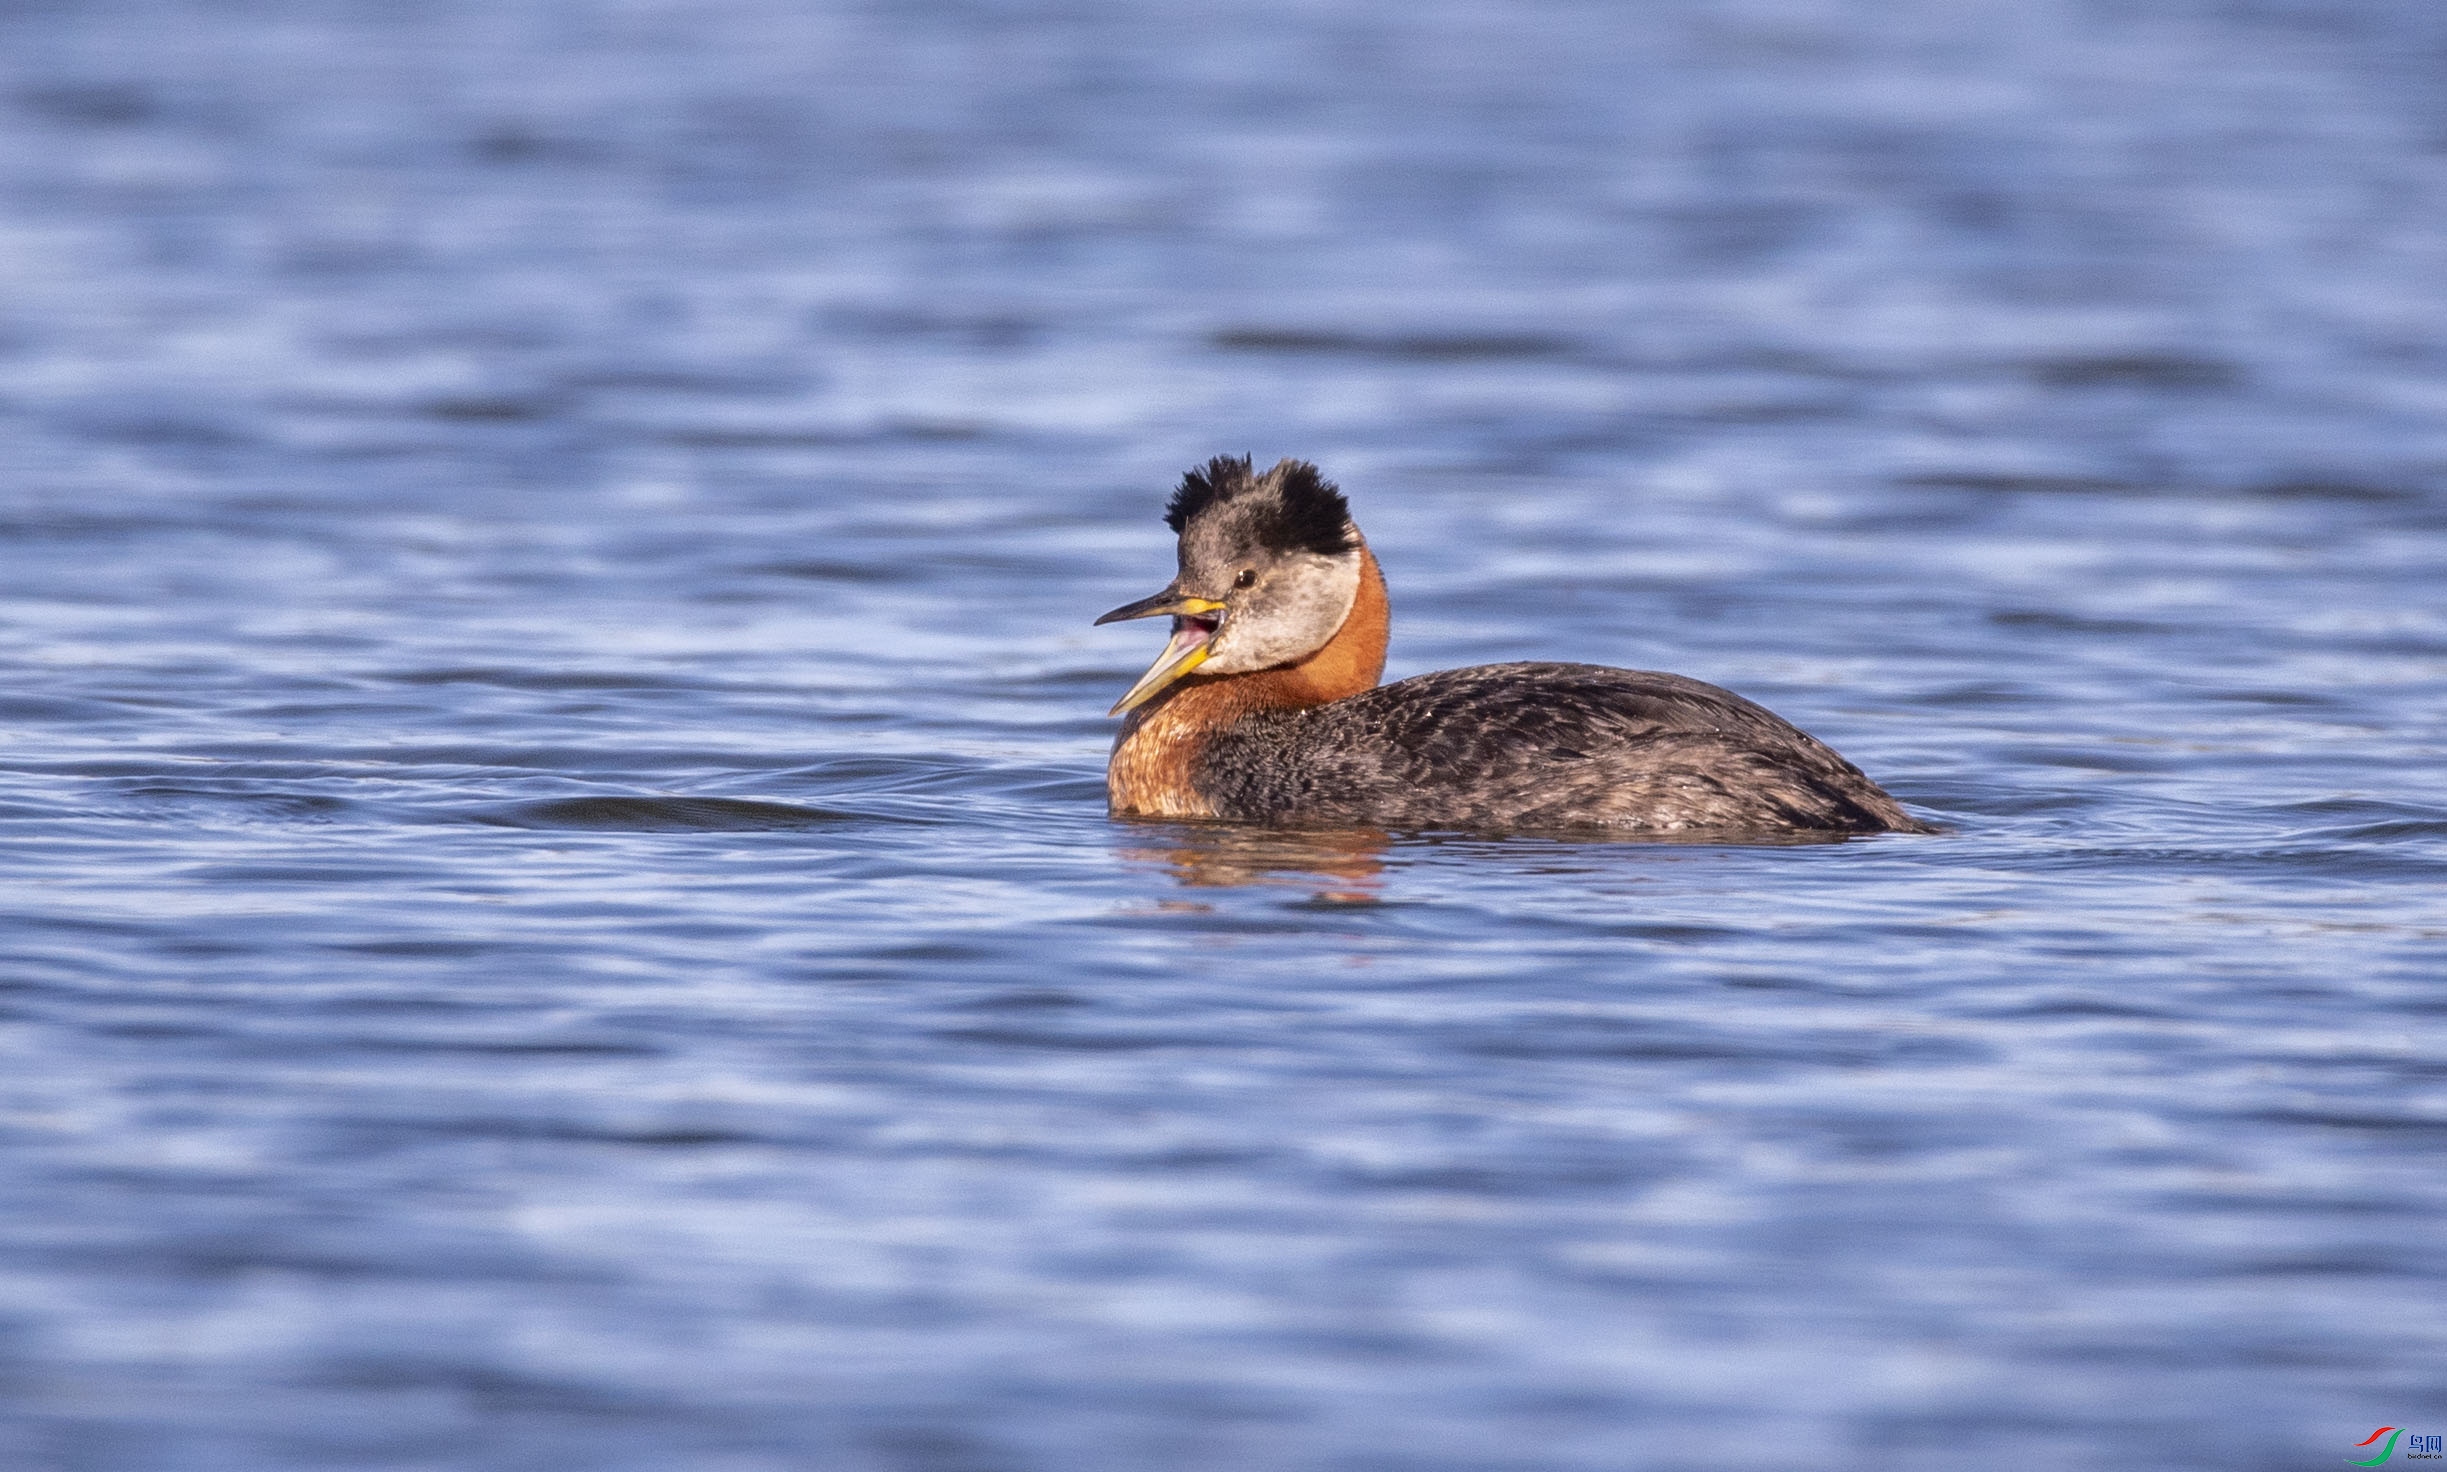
1096 456 1364 715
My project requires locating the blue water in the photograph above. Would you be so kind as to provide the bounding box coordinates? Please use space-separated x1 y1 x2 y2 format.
2 2 2444 1468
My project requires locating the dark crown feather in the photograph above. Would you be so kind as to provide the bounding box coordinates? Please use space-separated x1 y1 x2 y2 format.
1164 454 1248 533
1164 455 1356 557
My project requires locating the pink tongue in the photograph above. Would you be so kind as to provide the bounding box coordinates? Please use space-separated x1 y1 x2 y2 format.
1161 619 1213 664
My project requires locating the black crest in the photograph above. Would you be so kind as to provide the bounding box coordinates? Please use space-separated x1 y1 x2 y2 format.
1164 456 1356 556
1164 454 1250 533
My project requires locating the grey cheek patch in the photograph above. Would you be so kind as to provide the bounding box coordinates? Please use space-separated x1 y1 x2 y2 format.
1205 551 1361 673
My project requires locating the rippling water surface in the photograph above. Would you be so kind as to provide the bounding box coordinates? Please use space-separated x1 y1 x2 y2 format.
3 2 2445 1468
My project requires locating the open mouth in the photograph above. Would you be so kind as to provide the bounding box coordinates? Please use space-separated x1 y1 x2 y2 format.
1094 585 1231 716
1168 613 1220 651
1108 612 1222 715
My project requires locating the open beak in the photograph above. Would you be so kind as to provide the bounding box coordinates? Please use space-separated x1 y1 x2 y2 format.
1095 588 1227 716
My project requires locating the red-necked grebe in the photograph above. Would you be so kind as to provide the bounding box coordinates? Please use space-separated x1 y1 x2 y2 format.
1097 456 1930 835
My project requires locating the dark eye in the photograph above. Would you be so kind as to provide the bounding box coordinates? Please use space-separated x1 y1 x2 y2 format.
1233 568 1257 589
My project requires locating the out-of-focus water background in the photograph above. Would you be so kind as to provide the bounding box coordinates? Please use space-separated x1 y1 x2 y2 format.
1 2 2443 1468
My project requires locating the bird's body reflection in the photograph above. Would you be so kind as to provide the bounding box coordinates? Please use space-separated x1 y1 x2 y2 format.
1117 822 1391 904
1116 820 1866 909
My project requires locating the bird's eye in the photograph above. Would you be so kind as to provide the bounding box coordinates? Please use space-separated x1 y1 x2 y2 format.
1233 569 1257 589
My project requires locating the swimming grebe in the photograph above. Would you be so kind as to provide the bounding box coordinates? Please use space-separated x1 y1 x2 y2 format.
1098 456 1929 834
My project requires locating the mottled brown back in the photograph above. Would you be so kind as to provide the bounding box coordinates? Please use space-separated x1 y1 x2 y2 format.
1190 662 1929 834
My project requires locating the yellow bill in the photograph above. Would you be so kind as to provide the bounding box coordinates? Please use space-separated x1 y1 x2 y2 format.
1096 589 1226 716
